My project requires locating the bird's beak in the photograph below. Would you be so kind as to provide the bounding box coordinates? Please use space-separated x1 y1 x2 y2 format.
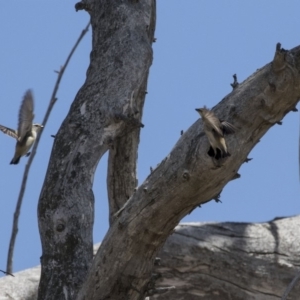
195 108 201 113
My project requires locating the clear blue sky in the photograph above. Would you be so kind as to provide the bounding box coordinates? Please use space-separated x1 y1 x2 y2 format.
0 1 299 274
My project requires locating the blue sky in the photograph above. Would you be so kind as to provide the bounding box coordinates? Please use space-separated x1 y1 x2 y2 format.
0 1 299 274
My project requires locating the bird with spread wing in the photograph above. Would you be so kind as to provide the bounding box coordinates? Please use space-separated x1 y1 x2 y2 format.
0 90 43 164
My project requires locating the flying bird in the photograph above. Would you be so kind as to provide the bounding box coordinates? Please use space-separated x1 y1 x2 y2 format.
0 90 43 164
195 107 236 159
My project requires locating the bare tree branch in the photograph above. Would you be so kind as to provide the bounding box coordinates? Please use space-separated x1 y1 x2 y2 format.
77 42 300 299
0 269 14 277
6 21 91 275
281 269 300 300
37 1 300 299
37 1 155 298
107 74 153 225
106 2 156 225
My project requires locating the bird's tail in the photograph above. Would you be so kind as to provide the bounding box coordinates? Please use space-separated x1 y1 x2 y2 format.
208 147 231 160
221 151 231 158
10 156 20 165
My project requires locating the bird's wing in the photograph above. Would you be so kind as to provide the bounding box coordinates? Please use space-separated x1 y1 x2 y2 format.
17 90 34 142
203 109 223 136
0 125 19 140
221 121 237 135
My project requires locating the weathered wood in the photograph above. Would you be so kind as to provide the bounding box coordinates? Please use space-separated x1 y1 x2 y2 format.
107 74 152 225
77 41 300 298
37 0 156 299
2 216 300 300
37 0 300 299
152 216 300 300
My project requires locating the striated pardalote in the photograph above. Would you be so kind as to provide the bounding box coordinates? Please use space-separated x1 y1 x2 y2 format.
0 90 43 164
195 107 236 159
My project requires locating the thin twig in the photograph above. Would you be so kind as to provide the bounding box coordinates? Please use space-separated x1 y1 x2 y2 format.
281 269 300 300
0 269 14 277
6 21 91 274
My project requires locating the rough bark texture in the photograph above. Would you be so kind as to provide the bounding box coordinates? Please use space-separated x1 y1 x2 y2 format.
36 0 300 299
77 42 300 298
2 216 300 300
152 216 300 300
37 0 155 299
107 75 150 225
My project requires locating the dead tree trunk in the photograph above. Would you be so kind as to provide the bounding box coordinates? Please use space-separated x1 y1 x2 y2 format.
152 216 300 300
1 217 300 299
37 0 300 299
38 1 156 299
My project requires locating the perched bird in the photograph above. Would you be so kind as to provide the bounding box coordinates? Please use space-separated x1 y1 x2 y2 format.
195 107 236 159
0 90 43 164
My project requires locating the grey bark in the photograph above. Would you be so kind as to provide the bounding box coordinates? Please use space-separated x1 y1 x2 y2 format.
107 76 150 225
2 216 300 300
78 46 300 299
36 0 300 299
38 0 155 299
152 216 300 300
